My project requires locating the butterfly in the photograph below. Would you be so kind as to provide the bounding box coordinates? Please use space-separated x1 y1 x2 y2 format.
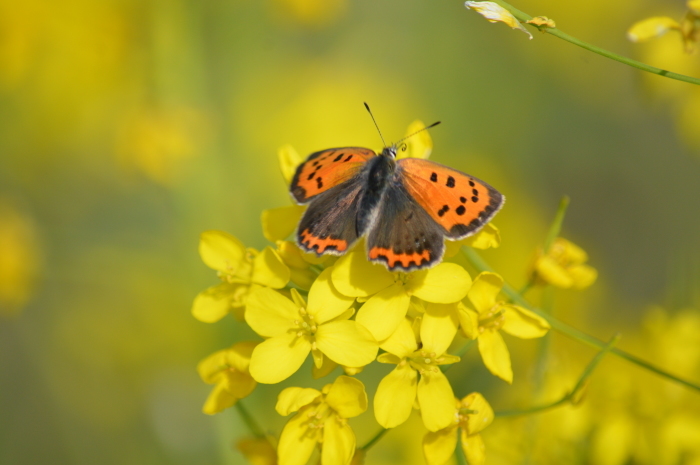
290 127 504 272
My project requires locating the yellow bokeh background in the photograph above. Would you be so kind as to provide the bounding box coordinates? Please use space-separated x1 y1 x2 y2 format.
1 0 700 464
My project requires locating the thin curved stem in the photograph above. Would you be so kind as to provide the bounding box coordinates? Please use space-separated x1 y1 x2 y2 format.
360 427 389 451
235 401 266 438
490 0 700 86
463 247 700 393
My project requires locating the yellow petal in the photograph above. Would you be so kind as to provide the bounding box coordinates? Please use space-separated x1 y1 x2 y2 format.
557 237 588 263
191 282 237 323
462 223 501 250
289 267 317 291
458 304 479 340
398 120 433 160
477 330 512 383
331 249 394 297
409 263 472 303
245 287 299 338
278 411 320 465
278 144 304 185
460 430 486 465
251 247 290 288
444 224 501 257
313 356 338 379
322 416 356 465
276 387 322 416
307 268 355 324
197 341 257 383
222 369 257 399
526 16 556 28
377 353 403 364
465 1 533 39
423 427 459 465
689 0 700 14
356 282 411 341
421 303 460 355
627 16 680 42
569 264 598 290
417 370 457 432
277 241 309 269
325 375 368 418
501 304 550 339
374 364 418 429
466 272 502 314
316 320 378 367
199 230 247 273
261 205 306 242
249 333 311 384
535 255 573 288
236 438 278 465
379 318 418 358
202 382 238 415
461 393 494 435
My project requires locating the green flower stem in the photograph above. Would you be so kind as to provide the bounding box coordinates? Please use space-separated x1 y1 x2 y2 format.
490 0 700 86
360 427 389 451
496 334 619 417
463 247 700 393
235 401 267 439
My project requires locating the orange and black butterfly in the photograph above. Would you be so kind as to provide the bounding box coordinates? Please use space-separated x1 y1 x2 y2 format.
290 109 504 272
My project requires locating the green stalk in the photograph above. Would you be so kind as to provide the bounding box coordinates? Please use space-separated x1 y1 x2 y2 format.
487 0 700 86
463 247 700 393
360 427 389 451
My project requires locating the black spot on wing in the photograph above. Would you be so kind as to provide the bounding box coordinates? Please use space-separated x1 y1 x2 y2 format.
446 176 455 188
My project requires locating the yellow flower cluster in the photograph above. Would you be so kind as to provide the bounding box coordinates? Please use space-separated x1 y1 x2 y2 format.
190 122 598 465
628 0 700 53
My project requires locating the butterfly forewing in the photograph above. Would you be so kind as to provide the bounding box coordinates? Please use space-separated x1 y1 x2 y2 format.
290 147 376 204
397 158 504 239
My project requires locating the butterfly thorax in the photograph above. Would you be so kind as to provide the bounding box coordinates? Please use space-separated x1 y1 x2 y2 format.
356 154 397 235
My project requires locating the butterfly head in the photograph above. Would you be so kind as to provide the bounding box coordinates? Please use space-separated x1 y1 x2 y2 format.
380 145 401 159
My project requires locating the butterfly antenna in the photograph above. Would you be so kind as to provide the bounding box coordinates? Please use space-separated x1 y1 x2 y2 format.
395 121 441 145
364 102 387 148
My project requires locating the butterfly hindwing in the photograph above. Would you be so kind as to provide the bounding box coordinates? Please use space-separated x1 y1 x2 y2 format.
297 178 366 256
290 147 376 204
397 158 504 239
366 180 445 272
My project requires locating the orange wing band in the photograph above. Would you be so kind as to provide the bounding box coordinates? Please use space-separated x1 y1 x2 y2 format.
369 247 431 270
300 229 348 254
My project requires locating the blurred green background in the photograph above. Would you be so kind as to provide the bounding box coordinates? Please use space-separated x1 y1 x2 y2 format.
2 0 700 464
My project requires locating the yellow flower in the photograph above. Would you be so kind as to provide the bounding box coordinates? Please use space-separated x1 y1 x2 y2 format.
331 248 472 341
246 268 377 384
276 375 367 465
197 341 258 415
628 2 700 53
192 231 290 323
530 237 597 290
462 272 550 383
374 318 460 432
423 393 494 465
464 2 533 39
443 223 501 258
